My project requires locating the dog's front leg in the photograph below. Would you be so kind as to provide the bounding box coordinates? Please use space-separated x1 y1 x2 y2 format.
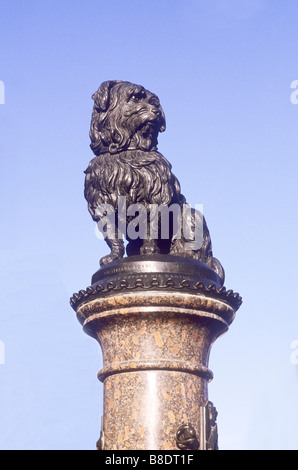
139 210 160 256
140 238 160 256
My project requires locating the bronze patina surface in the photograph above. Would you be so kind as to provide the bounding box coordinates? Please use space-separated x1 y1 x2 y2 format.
84 80 224 283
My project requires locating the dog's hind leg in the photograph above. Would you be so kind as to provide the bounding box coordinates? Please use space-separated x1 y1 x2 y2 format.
99 221 125 266
92 203 125 266
139 209 161 256
100 236 125 266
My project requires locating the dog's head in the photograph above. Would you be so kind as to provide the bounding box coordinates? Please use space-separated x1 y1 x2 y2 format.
89 80 166 156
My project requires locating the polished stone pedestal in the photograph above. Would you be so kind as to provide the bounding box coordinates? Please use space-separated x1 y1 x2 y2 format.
70 255 241 450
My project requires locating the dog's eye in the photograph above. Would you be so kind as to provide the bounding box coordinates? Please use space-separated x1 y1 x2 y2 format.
130 94 142 102
130 90 145 102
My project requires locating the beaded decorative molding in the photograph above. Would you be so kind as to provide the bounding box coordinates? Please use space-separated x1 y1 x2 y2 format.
70 272 242 312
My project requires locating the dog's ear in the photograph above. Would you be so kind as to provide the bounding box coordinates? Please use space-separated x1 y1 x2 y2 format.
92 80 120 112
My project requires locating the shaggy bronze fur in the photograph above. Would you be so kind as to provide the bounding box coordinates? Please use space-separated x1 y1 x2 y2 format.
84 80 224 283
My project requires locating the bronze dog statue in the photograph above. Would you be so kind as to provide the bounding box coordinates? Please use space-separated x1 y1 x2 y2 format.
84 80 224 283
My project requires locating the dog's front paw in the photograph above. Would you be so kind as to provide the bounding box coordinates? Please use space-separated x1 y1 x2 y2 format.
140 241 160 256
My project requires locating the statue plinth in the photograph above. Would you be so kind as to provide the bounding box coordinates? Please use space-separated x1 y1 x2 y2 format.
70 255 241 450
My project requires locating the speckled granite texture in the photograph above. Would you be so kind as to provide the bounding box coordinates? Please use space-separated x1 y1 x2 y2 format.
76 291 236 450
72 256 241 450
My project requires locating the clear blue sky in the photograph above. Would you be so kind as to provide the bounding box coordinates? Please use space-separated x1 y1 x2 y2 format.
1 0 298 450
